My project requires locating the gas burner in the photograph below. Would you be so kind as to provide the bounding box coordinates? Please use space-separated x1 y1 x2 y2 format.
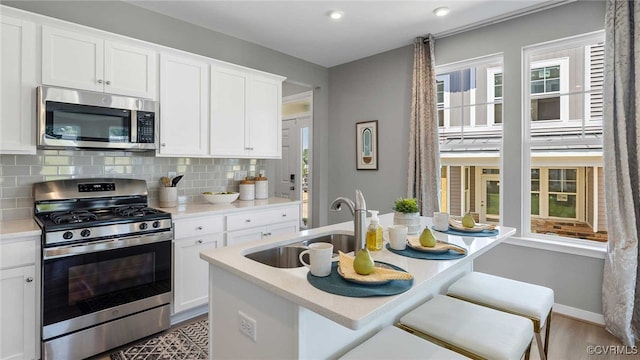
50 210 98 225
113 205 161 218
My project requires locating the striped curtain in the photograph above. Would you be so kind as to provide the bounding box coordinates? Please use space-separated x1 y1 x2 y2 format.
407 35 440 216
602 0 640 346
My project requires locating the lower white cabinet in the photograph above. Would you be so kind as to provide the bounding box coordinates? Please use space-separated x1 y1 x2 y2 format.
226 205 300 247
0 237 39 360
173 215 223 314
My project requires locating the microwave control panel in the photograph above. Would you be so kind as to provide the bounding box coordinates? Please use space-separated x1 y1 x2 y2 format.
136 111 155 143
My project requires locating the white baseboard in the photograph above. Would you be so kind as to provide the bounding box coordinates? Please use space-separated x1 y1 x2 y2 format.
553 303 604 325
170 304 208 326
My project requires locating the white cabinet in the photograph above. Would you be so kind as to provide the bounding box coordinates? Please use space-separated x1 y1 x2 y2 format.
0 237 39 360
158 53 209 157
0 15 36 155
210 66 284 159
226 205 299 247
173 215 223 314
42 26 157 99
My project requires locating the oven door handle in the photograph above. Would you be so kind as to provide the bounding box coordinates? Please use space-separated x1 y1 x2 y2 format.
43 232 173 260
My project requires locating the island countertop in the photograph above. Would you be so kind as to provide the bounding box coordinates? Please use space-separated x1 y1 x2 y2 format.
200 213 515 330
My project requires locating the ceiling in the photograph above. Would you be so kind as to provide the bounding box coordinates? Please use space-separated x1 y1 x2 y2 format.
127 0 570 68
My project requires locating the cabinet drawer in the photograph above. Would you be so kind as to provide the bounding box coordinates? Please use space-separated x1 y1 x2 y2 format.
226 205 299 232
0 238 38 269
174 215 223 239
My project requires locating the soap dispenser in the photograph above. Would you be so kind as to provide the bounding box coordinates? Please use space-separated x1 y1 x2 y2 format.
366 210 383 251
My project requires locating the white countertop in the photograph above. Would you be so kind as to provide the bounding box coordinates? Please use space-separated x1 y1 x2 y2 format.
150 197 300 219
0 197 299 242
200 213 516 330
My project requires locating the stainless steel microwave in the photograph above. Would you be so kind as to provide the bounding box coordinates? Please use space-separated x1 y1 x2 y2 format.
37 86 157 151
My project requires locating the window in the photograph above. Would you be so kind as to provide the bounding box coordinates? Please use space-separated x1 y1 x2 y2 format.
525 32 606 242
487 67 503 125
437 80 445 127
436 55 503 221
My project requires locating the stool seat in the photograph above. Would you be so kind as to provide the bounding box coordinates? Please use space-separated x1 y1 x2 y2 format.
399 295 533 360
447 272 554 324
339 326 468 359
447 272 554 359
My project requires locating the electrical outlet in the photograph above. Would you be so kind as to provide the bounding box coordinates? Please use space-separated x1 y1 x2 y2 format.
238 311 257 342
234 170 248 181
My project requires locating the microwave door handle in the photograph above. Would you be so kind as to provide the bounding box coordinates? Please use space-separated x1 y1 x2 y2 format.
131 110 138 142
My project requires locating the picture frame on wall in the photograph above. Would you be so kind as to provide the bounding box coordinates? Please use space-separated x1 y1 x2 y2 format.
356 120 378 170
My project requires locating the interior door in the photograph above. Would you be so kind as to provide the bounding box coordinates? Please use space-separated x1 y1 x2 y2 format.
275 117 312 229
479 174 500 223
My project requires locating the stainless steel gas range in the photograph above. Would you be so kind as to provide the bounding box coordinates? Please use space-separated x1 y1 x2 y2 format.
33 178 173 360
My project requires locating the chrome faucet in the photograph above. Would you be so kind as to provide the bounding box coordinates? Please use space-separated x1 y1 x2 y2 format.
330 189 367 251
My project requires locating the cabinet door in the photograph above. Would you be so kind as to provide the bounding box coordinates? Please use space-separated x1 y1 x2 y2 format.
158 53 209 156
0 266 36 360
42 26 104 92
210 66 248 157
104 41 157 99
173 234 221 314
248 75 282 158
0 16 36 155
226 227 265 247
267 220 299 238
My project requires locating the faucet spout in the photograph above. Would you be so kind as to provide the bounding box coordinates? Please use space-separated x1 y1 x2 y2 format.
330 189 367 251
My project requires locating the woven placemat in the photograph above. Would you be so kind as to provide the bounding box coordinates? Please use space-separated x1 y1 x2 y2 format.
307 262 413 297
385 243 467 260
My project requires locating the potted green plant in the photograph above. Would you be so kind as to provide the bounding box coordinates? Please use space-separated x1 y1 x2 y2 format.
392 198 421 234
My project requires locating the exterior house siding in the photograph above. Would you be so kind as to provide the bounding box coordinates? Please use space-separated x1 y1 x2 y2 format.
450 166 462 216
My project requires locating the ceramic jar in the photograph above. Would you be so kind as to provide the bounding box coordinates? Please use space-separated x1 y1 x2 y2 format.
239 179 255 200
255 176 268 199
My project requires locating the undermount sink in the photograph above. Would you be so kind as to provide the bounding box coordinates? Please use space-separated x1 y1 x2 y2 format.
245 233 356 268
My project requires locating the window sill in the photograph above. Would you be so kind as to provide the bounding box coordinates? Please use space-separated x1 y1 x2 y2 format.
503 235 606 259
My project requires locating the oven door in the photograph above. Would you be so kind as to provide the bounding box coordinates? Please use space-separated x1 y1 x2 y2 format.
41 238 171 340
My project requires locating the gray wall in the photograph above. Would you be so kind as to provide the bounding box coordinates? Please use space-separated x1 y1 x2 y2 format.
2 0 330 227
327 0 607 315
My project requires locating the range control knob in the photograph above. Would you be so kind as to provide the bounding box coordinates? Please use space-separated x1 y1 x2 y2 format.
63 231 73 240
139 222 148 230
152 221 161 228
80 229 91 237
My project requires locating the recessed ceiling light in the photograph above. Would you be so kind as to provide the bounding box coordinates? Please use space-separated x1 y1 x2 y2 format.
328 10 344 20
433 7 450 17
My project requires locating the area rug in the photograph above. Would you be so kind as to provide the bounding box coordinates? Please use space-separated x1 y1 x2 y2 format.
110 319 208 360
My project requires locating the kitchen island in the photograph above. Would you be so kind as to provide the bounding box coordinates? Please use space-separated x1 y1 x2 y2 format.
200 213 515 359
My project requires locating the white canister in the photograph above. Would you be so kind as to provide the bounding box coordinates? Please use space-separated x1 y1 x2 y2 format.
255 176 268 199
239 179 255 200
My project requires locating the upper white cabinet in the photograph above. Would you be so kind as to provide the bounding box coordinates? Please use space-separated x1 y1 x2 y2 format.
158 53 209 157
211 65 284 159
42 26 157 99
0 15 36 155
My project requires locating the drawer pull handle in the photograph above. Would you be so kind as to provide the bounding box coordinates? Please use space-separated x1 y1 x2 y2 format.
282 213 287 217
245 219 251 223
26 277 34 283
263 232 271 237
197 226 203 230
197 240 203 244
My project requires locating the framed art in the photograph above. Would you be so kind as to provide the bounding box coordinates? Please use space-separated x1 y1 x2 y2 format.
356 120 378 170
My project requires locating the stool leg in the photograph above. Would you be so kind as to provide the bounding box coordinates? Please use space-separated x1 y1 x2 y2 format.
524 341 532 360
535 332 546 360
543 311 552 356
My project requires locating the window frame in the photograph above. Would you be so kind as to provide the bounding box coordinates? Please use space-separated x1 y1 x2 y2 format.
521 31 604 244
486 67 503 126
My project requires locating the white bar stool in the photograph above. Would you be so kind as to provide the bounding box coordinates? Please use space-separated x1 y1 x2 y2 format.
398 295 534 360
446 272 554 360
339 326 469 359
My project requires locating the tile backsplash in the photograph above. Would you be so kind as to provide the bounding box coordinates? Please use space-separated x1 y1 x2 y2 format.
0 149 270 221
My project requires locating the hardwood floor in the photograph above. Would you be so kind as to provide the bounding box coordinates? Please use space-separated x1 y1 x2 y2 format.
531 313 634 360
88 313 630 359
